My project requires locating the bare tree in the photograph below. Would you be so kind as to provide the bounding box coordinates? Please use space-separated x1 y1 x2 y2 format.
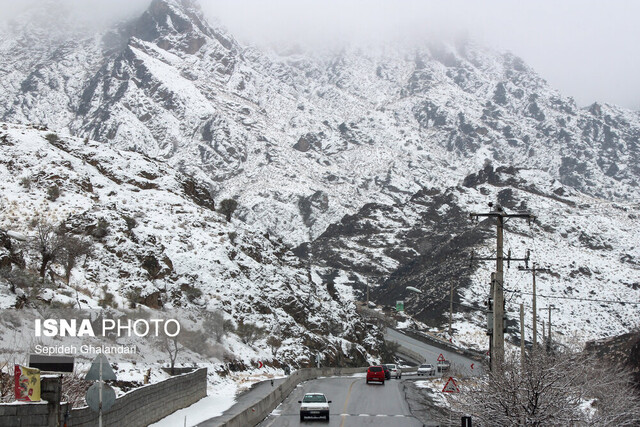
267 335 282 357
447 348 640 426
30 218 64 279
236 321 265 344
203 310 226 343
58 235 92 285
162 335 180 375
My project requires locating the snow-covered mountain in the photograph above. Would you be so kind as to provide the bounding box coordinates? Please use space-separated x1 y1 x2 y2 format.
1 0 638 350
301 165 640 349
0 123 378 367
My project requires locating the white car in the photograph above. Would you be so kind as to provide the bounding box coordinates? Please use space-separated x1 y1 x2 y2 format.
417 363 435 376
299 392 331 421
385 363 402 379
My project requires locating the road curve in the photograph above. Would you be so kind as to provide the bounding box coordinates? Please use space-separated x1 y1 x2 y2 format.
385 328 483 377
258 375 424 427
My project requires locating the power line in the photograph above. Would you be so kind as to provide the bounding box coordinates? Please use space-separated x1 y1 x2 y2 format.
504 289 640 305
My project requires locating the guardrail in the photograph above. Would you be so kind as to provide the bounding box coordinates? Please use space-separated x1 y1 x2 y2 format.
402 329 485 361
394 343 425 364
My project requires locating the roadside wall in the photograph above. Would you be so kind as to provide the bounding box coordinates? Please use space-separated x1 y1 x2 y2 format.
0 402 50 427
221 367 365 427
0 368 207 427
395 344 426 364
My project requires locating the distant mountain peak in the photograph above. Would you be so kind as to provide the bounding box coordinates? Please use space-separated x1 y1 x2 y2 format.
131 0 236 55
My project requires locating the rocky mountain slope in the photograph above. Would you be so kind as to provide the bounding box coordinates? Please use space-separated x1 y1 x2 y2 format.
0 0 638 350
2 0 638 244
301 164 640 349
0 123 378 367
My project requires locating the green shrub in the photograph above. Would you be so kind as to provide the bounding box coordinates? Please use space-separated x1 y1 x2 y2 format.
44 133 60 144
181 284 203 303
91 218 109 239
228 231 237 244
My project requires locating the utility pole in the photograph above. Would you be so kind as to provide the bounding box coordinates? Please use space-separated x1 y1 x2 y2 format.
449 280 454 337
471 203 534 371
520 303 525 369
543 306 558 351
519 263 550 348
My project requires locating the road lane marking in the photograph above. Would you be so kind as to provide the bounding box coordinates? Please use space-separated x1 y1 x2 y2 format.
339 379 359 427
339 414 413 417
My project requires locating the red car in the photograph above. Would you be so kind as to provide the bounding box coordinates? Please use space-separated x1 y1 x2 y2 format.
366 365 385 384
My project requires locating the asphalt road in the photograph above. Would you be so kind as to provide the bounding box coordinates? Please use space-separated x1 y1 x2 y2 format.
385 328 483 377
258 375 425 427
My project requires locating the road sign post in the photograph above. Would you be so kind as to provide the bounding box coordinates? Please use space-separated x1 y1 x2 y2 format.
395 301 404 312
85 354 117 427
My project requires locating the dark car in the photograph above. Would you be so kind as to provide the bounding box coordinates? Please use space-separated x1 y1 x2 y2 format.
381 364 391 380
366 365 385 384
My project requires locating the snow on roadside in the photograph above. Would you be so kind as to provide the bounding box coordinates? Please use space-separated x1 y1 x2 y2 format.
149 393 236 427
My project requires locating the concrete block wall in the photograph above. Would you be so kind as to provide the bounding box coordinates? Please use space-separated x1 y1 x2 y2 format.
68 367 207 427
0 368 207 427
0 402 50 427
221 367 365 427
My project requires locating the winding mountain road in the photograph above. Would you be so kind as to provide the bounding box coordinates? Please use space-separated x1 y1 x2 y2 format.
385 328 484 377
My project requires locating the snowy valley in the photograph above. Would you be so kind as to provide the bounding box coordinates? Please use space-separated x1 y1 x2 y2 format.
0 0 639 398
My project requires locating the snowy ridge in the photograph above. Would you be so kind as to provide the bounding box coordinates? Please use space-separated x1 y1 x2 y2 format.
1 0 638 246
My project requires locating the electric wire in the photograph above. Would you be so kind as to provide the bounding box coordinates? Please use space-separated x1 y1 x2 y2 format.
504 289 640 305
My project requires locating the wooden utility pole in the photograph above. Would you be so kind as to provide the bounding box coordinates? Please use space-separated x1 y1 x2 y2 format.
449 281 454 336
543 306 558 351
471 204 534 371
520 303 525 369
519 263 550 348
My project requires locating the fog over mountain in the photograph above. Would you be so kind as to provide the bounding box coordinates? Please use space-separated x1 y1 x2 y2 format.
3 0 637 109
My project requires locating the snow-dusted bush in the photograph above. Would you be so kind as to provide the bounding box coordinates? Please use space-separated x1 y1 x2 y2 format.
447 348 640 426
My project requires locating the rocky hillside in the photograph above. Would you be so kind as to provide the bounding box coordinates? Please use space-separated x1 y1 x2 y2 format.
1 0 638 245
300 164 640 349
0 123 379 367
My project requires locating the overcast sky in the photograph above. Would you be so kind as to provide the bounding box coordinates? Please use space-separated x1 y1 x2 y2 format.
2 0 639 110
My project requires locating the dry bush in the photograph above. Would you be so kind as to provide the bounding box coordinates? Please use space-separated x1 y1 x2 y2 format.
0 362 14 403
447 348 640 426
61 372 92 408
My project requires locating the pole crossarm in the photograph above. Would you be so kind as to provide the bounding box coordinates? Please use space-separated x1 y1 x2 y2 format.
518 266 551 273
470 212 536 220
471 250 530 265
